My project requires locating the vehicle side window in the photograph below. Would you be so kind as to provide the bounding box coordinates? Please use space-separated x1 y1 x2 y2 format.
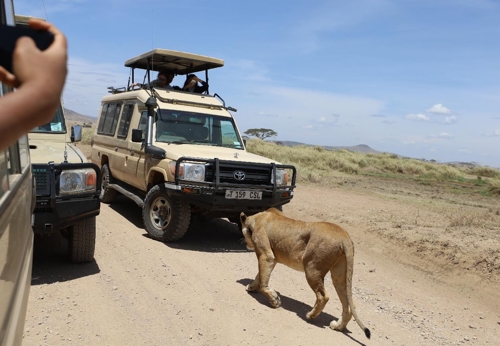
138 111 148 140
97 102 122 136
117 104 134 138
0 138 27 199
0 149 8 199
97 104 109 133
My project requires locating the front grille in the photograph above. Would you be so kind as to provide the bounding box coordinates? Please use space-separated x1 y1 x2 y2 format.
205 164 271 186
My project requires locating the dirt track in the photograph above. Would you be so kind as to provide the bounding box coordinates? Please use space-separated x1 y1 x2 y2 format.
22 179 500 346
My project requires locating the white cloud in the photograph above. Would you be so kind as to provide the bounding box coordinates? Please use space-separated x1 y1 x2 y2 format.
443 115 458 124
426 103 452 114
406 113 430 121
231 59 270 82
438 132 452 138
63 57 128 116
260 86 384 118
312 114 340 128
402 132 452 144
483 129 500 137
425 132 453 140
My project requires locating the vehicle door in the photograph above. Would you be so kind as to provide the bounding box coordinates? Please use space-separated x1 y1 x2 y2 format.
122 108 147 190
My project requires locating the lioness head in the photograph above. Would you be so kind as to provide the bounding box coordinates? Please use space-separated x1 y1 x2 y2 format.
240 212 254 251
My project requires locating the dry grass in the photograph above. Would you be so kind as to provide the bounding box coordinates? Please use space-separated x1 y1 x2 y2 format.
245 139 499 189
82 126 95 145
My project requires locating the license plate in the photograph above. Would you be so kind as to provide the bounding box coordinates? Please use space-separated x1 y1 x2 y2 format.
225 190 262 200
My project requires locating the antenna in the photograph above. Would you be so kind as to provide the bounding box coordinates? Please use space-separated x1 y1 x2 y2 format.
41 0 49 21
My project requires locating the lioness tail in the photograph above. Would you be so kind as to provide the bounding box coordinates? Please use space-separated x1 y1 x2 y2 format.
343 238 371 339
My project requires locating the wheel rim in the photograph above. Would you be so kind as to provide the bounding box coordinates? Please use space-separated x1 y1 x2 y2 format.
100 170 108 199
150 196 171 230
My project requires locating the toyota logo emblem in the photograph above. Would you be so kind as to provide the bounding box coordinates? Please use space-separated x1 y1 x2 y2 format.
233 171 246 180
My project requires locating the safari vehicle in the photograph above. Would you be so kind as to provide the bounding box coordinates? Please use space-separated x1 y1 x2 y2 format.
0 3 35 345
90 49 297 242
14 14 101 264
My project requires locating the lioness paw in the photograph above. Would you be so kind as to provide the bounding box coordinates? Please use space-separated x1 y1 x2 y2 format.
269 292 281 308
246 282 259 292
306 311 315 320
329 320 345 331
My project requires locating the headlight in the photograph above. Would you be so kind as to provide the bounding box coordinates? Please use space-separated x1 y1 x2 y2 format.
169 161 206 182
59 168 97 195
271 169 288 186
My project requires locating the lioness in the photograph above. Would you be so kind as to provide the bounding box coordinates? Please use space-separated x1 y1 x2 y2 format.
240 208 370 339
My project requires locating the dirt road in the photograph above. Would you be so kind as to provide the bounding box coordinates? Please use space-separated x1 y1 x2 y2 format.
23 182 500 346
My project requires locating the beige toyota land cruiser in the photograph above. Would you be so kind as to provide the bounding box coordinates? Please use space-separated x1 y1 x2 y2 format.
1 5 35 345
14 15 101 264
91 49 296 242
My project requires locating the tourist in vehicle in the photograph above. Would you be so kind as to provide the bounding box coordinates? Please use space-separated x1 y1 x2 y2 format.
182 74 208 93
150 70 174 89
0 18 68 150
131 70 180 90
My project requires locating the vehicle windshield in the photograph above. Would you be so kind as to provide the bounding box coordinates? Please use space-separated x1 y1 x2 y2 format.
30 105 67 133
155 109 244 149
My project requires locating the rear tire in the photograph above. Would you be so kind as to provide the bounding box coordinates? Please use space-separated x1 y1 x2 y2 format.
100 163 118 203
68 217 96 263
228 216 243 231
143 184 191 242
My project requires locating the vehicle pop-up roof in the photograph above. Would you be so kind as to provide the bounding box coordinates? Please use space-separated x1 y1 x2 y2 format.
124 49 224 90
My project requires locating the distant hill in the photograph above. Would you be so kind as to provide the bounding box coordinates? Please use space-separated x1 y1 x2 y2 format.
64 108 97 125
274 141 383 154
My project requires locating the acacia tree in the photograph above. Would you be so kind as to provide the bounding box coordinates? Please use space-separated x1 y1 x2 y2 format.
243 128 278 140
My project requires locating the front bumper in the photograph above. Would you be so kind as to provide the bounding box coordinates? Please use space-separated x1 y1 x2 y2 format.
32 162 101 233
168 157 296 217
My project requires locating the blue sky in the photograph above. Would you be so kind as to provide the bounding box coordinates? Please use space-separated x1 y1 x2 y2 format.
15 0 500 167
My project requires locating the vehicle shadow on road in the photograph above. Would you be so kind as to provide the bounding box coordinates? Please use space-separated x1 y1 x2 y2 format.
236 278 365 345
31 232 100 286
166 217 249 253
107 195 144 229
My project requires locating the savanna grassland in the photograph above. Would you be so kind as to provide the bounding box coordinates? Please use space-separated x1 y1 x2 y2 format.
246 139 500 281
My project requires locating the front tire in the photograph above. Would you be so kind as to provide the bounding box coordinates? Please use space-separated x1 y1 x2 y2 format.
143 184 191 242
68 217 96 263
100 163 118 203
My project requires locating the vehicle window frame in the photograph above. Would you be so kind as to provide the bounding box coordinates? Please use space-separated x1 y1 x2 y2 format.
97 102 122 136
117 103 135 138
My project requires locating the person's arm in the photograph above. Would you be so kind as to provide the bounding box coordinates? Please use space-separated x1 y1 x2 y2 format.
196 80 208 94
0 19 67 150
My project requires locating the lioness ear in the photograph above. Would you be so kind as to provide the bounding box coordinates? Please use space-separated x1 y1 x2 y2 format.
240 212 248 224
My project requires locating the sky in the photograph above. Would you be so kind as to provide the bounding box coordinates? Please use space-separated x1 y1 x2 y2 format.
14 0 500 167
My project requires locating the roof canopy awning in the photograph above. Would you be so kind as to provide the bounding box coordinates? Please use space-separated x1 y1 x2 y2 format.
124 49 224 75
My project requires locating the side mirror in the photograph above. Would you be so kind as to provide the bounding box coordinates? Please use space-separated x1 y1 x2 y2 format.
131 129 143 142
71 125 82 142
243 139 247 147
